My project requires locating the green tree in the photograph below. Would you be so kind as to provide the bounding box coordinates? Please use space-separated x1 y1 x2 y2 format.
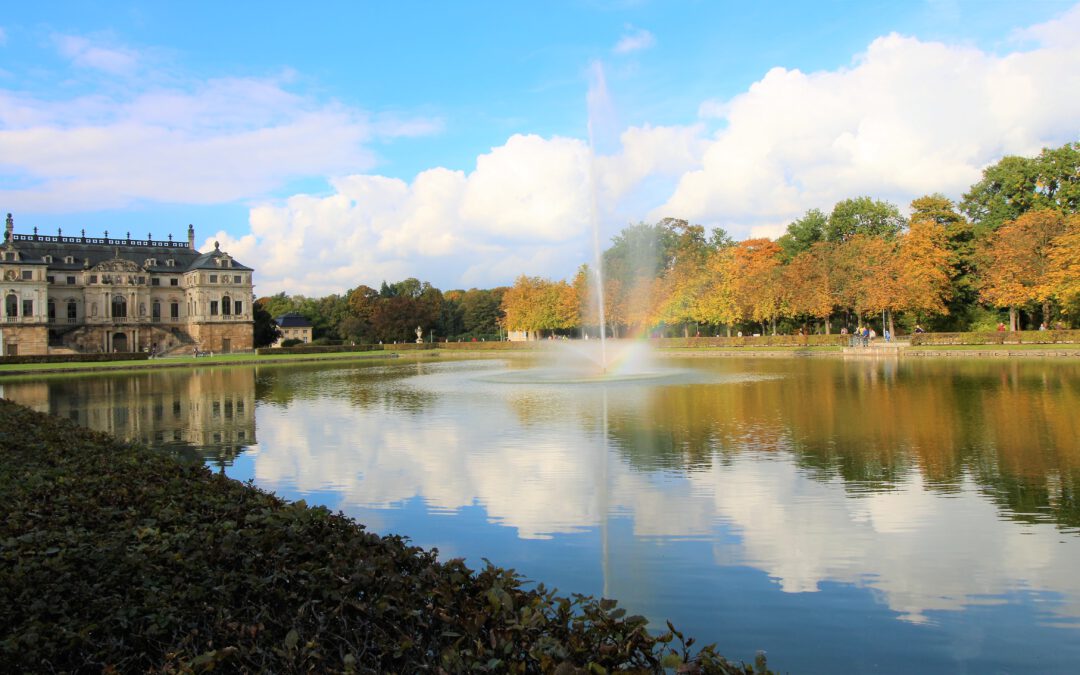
826 197 905 243
961 142 1080 237
778 208 827 260
252 298 281 347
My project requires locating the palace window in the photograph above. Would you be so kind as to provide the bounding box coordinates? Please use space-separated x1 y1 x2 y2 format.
170 278 178 286
222 295 231 316
152 301 161 319
43 255 53 263
234 275 242 283
234 300 243 315
21 270 32 280
170 302 179 319
151 277 160 286
47 299 55 320
165 259 175 267
47 276 55 284
66 276 75 285
64 256 74 264
67 300 77 320
210 300 219 316
112 295 127 318
5 294 17 317
89 275 98 283
209 274 218 283
22 299 33 317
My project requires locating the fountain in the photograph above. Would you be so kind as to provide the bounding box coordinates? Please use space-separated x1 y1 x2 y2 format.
481 63 678 386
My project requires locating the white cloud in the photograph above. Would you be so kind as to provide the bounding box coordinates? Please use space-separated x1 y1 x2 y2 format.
658 20 1080 230
54 34 139 75
613 26 656 55
0 71 439 214
239 9 1079 296
217 127 703 295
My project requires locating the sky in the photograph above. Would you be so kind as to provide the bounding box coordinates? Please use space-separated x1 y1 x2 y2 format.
1 1 1079 297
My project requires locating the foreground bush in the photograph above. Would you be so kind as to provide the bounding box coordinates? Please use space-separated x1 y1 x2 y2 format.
0 400 768 674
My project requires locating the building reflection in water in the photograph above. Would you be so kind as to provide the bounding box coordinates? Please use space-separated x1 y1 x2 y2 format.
0 367 256 468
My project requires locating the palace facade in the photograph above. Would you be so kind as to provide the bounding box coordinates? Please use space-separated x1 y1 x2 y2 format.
0 214 254 356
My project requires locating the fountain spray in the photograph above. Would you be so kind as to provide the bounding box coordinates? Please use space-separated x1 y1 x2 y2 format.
587 62 610 373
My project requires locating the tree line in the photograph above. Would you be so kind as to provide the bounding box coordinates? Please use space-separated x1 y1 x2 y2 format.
254 141 1079 345
256 281 507 346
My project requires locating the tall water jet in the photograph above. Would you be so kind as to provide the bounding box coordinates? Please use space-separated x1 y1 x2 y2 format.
586 61 615 373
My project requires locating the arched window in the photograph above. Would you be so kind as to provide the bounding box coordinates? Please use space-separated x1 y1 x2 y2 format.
6 294 18 317
222 295 231 316
112 295 127 318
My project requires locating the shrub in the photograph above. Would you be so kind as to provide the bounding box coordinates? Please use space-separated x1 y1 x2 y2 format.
255 344 378 355
281 338 304 348
0 400 766 674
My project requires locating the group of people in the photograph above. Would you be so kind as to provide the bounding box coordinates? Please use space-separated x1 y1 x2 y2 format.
843 325 895 347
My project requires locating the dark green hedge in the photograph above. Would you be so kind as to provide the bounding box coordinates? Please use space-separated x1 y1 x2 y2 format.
256 344 379 355
0 400 766 674
438 340 531 350
910 329 1080 346
656 335 849 348
0 351 151 365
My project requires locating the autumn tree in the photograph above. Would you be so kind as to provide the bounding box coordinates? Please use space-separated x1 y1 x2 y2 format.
909 194 973 326
692 246 739 334
783 242 837 333
501 277 578 339
732 238 786 335
976 209 1069 330
652 219 711 336
1045 214 1080 324
894 218 954 322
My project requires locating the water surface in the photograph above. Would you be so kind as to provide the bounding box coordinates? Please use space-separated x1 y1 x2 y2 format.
4 355 1079 674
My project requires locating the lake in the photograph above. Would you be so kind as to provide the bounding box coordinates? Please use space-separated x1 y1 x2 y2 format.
4 353 1079 674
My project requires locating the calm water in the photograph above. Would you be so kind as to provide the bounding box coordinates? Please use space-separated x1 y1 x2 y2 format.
4 354 1080 674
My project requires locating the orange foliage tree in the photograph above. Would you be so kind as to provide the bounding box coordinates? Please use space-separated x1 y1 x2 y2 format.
732 238 786 335
782 242 837 333
976 209 1068 330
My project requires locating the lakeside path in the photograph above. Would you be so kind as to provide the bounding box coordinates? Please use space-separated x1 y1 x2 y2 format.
4 342 1080 377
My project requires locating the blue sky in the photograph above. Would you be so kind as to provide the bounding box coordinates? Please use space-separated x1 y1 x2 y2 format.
2 1 1079 295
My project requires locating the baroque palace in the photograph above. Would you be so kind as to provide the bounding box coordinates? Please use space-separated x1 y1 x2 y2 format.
0 214 254 356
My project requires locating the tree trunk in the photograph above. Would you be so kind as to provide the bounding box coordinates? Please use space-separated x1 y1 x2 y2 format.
1044 300 1052 327
825 317 832 335
726 324 732 337
1009 306 1017 332
888 310 895 337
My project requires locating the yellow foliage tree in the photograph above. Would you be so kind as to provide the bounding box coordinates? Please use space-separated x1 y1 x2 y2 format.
896 218 953 319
